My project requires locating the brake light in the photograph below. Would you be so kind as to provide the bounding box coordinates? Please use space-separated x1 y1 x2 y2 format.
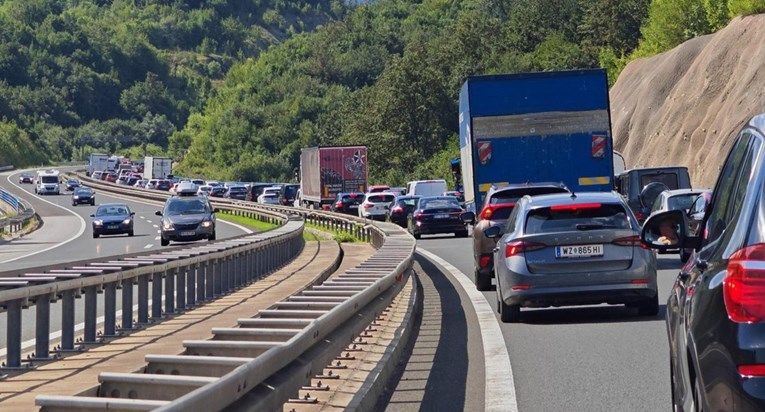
391 206 404 213
738 365 765 377
364 204 374 209
481 203 515 220
724 244 765 323
550 203 601 211
414 212 424 219
511 285 530 290
505 240 546 257
350 193 358 198
612 235 646 248
479 255 492 268
336 201 344 207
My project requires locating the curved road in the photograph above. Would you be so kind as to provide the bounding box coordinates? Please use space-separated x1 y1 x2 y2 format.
381 233 677 411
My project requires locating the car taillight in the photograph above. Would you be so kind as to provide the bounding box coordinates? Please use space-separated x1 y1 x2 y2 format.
738 364 765 377
481 203 515 220
505 241 546 257
724 244 765 323
479 255 492 268
336 201 344 208
414 212 424 219
391 206 404 213
550 203 601 211
612 235 646 248
364 204 374 209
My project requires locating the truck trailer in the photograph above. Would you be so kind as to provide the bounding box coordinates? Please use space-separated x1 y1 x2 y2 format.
143 156 172 180
87 153 109 176
459 69 615 213
299 146 368 209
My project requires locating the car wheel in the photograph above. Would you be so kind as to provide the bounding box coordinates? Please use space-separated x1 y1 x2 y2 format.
497 286 520 323
208 232 216 241
475 269 491 291
637 294 660 317
128 230 134 237
93 232 99 239
72 203 76 207
160 238 169 246
91 200 95 206
680 249 691 263
456 230 469 238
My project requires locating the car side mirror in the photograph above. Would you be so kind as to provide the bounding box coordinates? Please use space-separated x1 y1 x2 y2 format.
640 210 700 250
155 211 162 216
89 214 95 218
484 225 501 238
460 211 475 224
130 212 135 216
213 208 220 213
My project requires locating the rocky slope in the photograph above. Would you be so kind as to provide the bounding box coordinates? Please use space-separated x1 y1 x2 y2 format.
610 14 765 187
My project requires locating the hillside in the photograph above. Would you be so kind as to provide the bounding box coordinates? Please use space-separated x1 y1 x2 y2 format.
610 14 765 187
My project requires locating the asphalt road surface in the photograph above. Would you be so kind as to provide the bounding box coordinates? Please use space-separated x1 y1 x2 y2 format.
382 233 677 411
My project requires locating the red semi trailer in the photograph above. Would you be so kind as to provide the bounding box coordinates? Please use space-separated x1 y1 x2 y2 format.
299 146 368 209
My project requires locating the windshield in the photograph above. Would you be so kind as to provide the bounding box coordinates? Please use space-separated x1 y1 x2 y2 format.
525 203 630 234
166 199 207 215
41 176 58 184
96 205 129 216
75 188 92 195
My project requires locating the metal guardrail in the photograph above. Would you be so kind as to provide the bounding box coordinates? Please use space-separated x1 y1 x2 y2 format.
0 186 36 236
5 172 414 411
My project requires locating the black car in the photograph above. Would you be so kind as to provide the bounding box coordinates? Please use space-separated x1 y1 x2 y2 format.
91 203 134 238
155 180 172 191
615 166 692 224
386 195 420 227
246 183 276 202
156 195 217 246
72 187 95 206
642 113 765 411
330 192 365 215
279 184 299 206
209 186 226 198
407 196 469 239
65 178 80 191
19 173 34 184
224 185 248 200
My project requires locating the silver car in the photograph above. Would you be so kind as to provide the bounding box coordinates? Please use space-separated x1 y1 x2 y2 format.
485 191 658 323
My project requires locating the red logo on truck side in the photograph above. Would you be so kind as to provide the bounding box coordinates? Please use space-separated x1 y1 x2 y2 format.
477 141 492 165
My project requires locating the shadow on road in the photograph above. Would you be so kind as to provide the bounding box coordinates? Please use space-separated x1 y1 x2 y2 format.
518 303 667 325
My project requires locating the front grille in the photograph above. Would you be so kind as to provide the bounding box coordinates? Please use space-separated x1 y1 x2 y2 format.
174 223 199 231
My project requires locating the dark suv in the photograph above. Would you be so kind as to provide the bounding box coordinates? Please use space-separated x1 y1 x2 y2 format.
156 195 218 246
642 114 765 411
279 184 299 206
467 182 569 291
616 166 692 224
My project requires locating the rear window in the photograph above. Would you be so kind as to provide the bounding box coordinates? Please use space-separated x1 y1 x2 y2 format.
396 198 418 207
282 185 298 197
525 203 630 234
489 187 568 204
487 206 515 220
668 194 697 211
341 194 363 202
420 199 461 209
367 194 395 203
640 173 679 190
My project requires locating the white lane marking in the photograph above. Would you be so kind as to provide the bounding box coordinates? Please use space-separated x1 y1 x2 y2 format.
417 248 518 412
155 236 160 240
140 216 145 219
146 220 152 223
144 244 153 249
153 225 158 228
1 171 87 264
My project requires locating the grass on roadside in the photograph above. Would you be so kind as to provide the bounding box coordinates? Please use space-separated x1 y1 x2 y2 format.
218 211 324 242
305 221 363 243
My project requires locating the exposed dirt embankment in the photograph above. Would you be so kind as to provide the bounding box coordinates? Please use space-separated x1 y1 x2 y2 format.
610 14 765 187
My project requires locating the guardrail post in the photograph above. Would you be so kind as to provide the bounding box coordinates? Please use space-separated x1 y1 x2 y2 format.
223 256 231 292
152 271 163 320
206 260 215 299
83 286 98 343
60 290 76 351
187 264 196 307
137 275 149 324
198 263 207 303
5 299 23 368
121 278 134 330
177 265 186 310
104 282 117 336
165 268 176 315
213 258 222 296
34 293 52 361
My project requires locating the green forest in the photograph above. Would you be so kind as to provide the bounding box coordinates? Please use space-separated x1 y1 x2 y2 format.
1 0 763 184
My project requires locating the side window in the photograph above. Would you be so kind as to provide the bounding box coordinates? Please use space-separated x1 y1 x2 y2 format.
690 196 704 215
704 132 753 244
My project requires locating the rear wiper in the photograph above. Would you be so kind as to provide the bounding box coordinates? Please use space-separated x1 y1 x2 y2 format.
575 224 618 230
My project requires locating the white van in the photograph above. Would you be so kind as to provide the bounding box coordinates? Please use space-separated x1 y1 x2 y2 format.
406 179 448 197
35 169 61 195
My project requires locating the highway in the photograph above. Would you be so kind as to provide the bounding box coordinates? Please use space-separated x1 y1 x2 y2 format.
0 169 251 353
380 234 676 411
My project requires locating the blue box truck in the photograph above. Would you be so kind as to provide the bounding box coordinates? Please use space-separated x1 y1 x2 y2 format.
459 69 615 213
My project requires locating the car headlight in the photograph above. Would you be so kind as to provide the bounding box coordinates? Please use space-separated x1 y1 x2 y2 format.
162 221 174 230
201 220 212 228
94 219 103 226
122 219 132 225
73 196 79 199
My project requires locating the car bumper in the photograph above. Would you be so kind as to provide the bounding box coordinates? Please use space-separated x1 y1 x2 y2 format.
500 281 657 308
414 221 467 234
389 215 407 227
93 223 132 235
162 227 213 241
73 197 94 204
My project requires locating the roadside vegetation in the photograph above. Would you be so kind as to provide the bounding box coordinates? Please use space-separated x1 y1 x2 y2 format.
3 0 765 182
218 211 360 242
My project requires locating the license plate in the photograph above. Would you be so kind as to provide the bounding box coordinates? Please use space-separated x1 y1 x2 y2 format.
349 205 358 209
555 244 603 258
435 214 449 219
180 231 196 236
107 225 118 229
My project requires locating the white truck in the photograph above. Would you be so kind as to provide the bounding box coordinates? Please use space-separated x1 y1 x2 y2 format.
35 169 61 195
144 156 172 180
87 153 109 176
